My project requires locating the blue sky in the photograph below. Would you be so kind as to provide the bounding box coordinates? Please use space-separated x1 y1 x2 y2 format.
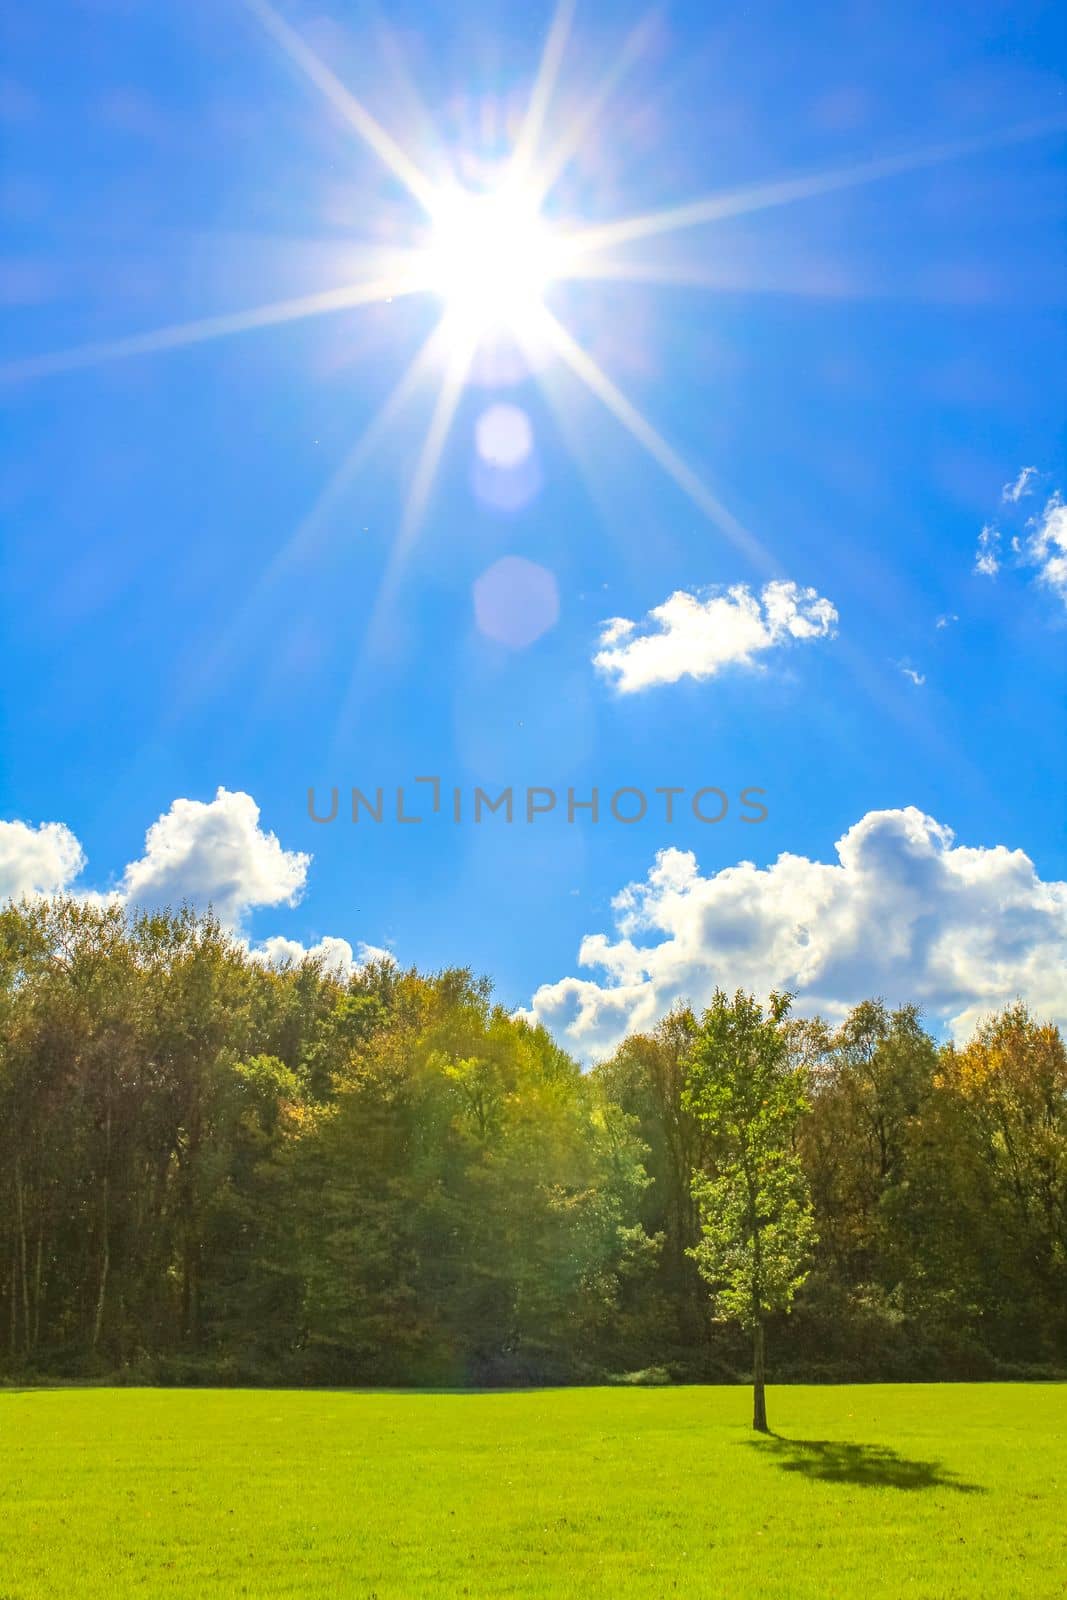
2 0 1065 1056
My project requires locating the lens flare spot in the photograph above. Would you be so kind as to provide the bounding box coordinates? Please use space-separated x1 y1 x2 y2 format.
475 404 534 468
473 556 559 648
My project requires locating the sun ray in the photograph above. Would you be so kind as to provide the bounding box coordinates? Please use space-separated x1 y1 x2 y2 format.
559 116 1067 264
558 249 1029 306
536 306 768 568
243 0 440 212
372 7 456 192
274 318 454 577
556 253 858 299
0 269 429 382
327 330 476 756
509 0 577 186
178 318 453 718
530 10 657 206
398 331 478 554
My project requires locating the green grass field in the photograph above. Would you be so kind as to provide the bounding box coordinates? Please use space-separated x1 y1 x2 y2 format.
1 1384 1063 1598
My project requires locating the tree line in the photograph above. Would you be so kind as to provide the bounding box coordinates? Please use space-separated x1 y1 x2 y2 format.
1 897 1064 1395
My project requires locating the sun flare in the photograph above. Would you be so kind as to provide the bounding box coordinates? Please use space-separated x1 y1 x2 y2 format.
6 0 1055 588
422 184 561 344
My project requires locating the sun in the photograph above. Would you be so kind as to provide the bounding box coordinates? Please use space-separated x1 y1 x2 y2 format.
8 0 1043 581
422 183 561 345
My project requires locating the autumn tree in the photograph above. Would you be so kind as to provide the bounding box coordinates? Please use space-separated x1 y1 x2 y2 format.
684 990 816 1431
922 1005 1067 1356
2 895 1065 1387
593 1007 710 1364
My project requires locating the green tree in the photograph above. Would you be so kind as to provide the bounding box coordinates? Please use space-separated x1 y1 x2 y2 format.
593 1008 710 1369
684 990 816 1431
3 892 1065 1387
913 1005 1067 1359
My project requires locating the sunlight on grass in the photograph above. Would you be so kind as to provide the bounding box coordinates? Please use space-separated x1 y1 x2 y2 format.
0 1383 1063 1598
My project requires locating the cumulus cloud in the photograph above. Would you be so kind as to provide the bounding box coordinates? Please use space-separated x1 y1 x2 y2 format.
523 808 1067 1059
251 934 394 977
0 789 394 972
1002 466 1038 504
593 579 837 693
899 664 926 686
935 613 958 629
0 819 86 900
1027 493 1067 607
974 524 1001 577
119 788 309 929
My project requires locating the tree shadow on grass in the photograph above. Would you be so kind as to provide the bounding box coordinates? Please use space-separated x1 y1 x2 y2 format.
748 1434 985 1493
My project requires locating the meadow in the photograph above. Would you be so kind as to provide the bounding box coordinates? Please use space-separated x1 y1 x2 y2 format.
0 1383 1063 1598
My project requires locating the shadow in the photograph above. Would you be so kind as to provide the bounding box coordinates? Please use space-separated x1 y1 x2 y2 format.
749 1434 985 1493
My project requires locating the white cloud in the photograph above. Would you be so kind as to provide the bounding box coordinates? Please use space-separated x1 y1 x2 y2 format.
1028 493 1067 607
119 788 309 929
523 808 1067 1059
1 790 307 927
935 613 958 629
0 789 394 970
597 616 637 647
974 524 1001 577
593 579 837 693
251 934 394 977
0 819 85 900
1003 466 1038 503
899 664 926 686
975 479 1067 609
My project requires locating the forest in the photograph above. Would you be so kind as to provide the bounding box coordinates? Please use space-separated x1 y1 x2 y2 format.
1 895 1064 1387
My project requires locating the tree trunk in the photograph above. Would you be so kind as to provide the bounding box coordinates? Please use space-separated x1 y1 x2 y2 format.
8 1237 17 1357
180 1090 202 1348
752 1317 769 1432
182 1233 201 1347
32 1229 43 1351
92 1093 112 1352
14 1158 31 1353
746 1158 769 1433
